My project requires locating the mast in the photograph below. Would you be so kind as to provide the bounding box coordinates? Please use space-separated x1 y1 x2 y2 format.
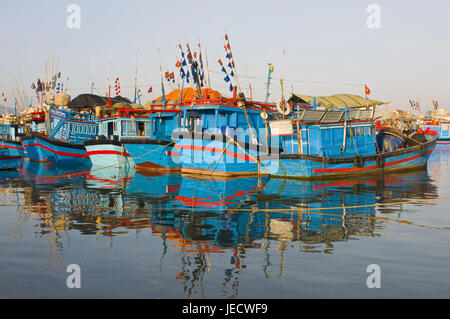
205 47 211 88
107 48 112 107
157 39 166 109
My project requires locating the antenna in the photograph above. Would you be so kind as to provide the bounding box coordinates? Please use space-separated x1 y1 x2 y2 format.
265 63 274 103
90 57 94 94
107 48 112 107
134 53 138 103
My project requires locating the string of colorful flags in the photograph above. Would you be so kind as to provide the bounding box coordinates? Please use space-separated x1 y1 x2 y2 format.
218 33 236 92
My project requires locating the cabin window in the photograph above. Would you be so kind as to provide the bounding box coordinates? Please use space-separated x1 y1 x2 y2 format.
443 125 449 131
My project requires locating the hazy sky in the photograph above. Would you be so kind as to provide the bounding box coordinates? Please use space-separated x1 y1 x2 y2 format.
0 0 449 112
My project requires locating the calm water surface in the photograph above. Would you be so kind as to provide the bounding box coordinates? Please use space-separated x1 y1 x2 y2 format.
0 150 449 298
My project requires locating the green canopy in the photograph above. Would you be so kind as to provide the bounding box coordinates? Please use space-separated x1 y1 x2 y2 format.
289 93 388 109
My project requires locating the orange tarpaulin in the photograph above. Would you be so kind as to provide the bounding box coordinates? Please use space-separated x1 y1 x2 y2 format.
154 87 224 102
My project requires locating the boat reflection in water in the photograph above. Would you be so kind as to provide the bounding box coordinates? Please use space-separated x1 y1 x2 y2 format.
12 164 438 296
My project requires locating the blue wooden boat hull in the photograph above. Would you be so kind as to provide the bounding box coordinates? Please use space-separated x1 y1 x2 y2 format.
84 138 180 171
21 136 48 162
31 132 91 166
84 139 135 169
260 137 438 180
422 122 450 148
436 138 450 148
0 140 24 170
174 132 267 177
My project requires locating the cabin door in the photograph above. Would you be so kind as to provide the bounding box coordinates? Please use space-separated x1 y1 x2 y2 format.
107 122 114 136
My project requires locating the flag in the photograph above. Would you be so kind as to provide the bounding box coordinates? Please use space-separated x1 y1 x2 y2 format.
31 83 36 90
148 87 152 93
229 84 233 92
365 85 371 96
218 59 223 66
175 61 181 68
224 75 230 82
225 33 228 41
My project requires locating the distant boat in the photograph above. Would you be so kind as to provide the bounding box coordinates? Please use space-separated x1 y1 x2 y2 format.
421 120 450 148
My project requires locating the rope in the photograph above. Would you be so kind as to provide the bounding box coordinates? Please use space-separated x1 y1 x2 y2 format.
205 139 231 171
224 134 259 164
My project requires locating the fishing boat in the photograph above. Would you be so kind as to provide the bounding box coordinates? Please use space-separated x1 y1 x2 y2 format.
421 120 450 148
83 100 182 170
29 107 98 165
0 119 24 170
419 106 449 148
171 88 290 177
259 93 438 180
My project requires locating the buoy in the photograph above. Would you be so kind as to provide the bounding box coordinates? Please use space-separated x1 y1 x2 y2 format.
276 99 291 116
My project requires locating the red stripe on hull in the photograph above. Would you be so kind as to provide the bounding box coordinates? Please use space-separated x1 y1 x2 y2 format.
0 155 22 160
175 144 257 162
34 142 88 158
0 144 24 151
86 150 131 157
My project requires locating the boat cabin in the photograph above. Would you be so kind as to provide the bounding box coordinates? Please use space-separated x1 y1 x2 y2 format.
96 107 181 141
49 108 98 144
177 98 278 145
267 107 377 157
0 123 19 141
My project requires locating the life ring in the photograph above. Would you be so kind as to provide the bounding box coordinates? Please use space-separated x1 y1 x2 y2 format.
353 155 364 168
276 100 292 116
376 156 385 168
